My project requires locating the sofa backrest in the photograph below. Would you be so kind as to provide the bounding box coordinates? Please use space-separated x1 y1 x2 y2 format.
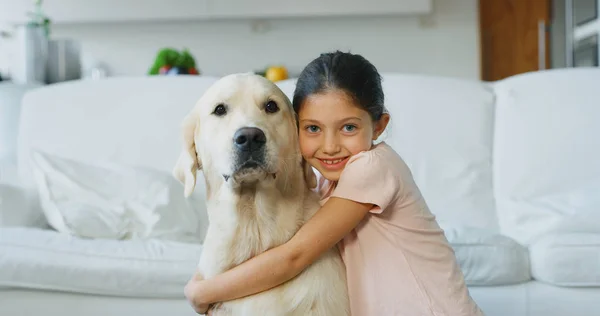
278 74 499 231
19 69 597 237
492 68 600 245
380 74 497 230
17 76 219 190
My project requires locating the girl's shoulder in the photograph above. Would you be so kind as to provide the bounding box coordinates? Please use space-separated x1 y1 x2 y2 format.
345 142 410 178
331 142 414 213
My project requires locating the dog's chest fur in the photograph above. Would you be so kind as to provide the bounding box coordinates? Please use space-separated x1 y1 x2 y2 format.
198 183 305 277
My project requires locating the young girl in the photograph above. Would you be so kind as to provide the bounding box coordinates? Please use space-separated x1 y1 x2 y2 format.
184 51 484 316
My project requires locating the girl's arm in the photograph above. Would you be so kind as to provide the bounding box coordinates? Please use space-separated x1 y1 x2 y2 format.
188 196 373 307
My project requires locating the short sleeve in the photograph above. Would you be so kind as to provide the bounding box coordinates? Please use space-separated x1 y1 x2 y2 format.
330 150 401 214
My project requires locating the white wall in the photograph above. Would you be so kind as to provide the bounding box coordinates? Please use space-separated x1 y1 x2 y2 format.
5 0 481 80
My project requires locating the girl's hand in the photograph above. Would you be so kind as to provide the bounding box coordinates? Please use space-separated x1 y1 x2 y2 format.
184 272 211 314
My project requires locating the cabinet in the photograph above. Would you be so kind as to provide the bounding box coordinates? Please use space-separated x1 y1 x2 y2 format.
0 0 431 25
0 0 210 24
479 0 551 81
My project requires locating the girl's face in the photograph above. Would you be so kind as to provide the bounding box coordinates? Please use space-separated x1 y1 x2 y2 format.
298 89 389 182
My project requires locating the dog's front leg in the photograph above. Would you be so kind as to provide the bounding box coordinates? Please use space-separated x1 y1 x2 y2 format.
197 224 231 277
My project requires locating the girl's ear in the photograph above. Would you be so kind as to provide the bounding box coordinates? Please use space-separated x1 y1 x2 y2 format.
372 113 390 140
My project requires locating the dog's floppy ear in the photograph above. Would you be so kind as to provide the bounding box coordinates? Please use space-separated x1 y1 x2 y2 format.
302 159 317 189
173 112 202 197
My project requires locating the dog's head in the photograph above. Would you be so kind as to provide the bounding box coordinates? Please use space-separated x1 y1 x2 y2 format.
173 73 316 196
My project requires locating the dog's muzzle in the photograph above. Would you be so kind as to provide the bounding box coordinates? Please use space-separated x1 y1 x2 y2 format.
233 127 266 170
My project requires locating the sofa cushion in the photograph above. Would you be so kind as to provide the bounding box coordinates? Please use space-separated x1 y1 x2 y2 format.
0 227 201 298
443 225 531 286
493 69 600 245
29 150 208 243
17 76 219 190
530 233 600 287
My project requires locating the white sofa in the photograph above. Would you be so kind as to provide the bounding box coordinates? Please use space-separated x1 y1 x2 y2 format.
1 68 599 316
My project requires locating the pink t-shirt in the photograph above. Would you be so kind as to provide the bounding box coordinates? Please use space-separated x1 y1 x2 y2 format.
317 142 484 316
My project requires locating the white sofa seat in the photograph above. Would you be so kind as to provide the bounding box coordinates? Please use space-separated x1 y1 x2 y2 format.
0 227 201 297
530 233 600 287
0 227 531 295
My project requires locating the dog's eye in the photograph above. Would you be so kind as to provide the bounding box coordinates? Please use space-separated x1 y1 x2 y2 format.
213 104 227 116
265 100 279 114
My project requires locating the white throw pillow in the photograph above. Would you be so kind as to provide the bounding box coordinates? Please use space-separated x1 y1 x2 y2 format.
440 223 531 286
29 150 208 243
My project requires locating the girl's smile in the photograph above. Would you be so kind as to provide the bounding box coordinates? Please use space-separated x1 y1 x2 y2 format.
316 156 350 171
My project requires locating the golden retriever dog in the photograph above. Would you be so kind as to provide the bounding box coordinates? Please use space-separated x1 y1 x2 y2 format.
173 73 350 316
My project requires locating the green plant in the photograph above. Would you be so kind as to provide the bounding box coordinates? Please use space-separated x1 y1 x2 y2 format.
148 48 199 75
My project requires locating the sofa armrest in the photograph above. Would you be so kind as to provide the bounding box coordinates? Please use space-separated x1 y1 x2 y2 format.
0 167 46 228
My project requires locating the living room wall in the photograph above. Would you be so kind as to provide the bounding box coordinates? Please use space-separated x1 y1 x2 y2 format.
45 0 479 79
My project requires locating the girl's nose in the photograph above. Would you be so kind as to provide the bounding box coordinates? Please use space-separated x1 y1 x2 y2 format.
323 134 341 155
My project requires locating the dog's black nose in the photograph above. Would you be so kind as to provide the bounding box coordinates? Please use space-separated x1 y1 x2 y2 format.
234 127 266 151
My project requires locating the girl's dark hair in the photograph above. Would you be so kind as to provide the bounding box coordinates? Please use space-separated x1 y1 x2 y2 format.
292 51 386 121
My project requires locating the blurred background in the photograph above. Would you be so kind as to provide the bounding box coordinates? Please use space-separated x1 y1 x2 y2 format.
0 0 597 83
1 1 599 316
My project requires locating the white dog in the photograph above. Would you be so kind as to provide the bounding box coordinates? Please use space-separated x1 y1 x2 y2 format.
173 73 350 316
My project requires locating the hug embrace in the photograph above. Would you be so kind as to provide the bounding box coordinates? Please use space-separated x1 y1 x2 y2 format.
174 51 485 316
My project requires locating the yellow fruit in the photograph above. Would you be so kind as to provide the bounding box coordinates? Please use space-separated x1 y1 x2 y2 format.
265 66 288 82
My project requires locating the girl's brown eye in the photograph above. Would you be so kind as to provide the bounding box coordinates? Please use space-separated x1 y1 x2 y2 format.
265 101 279 114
